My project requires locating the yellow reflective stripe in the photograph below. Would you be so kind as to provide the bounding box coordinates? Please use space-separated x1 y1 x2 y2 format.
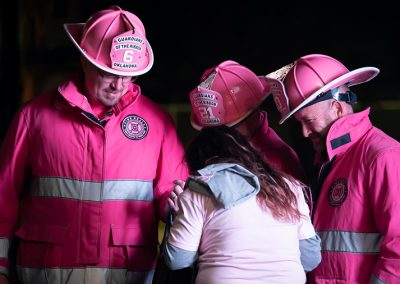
31 177 153 201
17 267 154 284
317 230 382 253
0 238 9 258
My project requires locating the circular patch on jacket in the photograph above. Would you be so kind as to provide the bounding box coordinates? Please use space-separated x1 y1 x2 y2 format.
328 178 348 206
121 115 148 140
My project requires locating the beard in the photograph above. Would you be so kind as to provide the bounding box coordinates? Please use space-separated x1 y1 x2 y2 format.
310 134 326 154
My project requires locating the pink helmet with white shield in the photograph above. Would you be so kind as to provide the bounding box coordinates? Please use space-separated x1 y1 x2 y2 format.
64 6 154 76
271 54 380 124
189 60 276 130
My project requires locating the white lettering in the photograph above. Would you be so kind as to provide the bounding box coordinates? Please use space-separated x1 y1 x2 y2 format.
114 43 142 51
194 100 217 107
113 62 138 69
201 118 221 124
116 36 144 44
193 93 215 100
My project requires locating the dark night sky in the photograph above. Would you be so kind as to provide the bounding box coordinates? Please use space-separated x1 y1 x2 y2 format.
50 0 400 104
130 1 399 103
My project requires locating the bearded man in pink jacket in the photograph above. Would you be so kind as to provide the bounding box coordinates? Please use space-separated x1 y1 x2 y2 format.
271 53 400 283
0 6 188 284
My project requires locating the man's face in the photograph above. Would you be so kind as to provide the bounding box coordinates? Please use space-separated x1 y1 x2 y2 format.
294 100 338 154
83 62 134 107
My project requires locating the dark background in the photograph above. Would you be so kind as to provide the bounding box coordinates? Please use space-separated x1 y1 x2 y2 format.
1 0 399 172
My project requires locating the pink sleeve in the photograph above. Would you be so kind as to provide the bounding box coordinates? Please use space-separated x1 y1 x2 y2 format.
153 114 188 221
0 107 30 274
0 108 29 236
368 149 400 282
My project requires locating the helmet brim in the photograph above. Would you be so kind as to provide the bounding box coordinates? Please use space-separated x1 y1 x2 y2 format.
275 67 380 124
64 23 154 76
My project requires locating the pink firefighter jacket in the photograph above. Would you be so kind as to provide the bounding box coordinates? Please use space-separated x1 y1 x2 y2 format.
0 77 188 283
309 108 400 283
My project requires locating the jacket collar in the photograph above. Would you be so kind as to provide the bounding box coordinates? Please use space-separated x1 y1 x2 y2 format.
56 74 141 115
326 107 372 160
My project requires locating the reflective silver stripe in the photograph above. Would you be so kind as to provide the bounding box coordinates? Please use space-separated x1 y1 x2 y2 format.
317 230 382 253
31 177 153 201
0 238 9 258
18 267 154 284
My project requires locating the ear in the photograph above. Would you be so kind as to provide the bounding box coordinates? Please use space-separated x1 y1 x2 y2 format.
330 100 345 118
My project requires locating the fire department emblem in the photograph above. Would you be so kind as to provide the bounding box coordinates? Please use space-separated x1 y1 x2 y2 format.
328 178 348 206
121 115 148 140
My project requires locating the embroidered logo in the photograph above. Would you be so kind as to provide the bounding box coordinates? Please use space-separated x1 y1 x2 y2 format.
328 178 348 206
121 115 148 140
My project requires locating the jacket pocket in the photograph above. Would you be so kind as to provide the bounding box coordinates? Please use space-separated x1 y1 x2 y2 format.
111 225 152 247
110 225 158 270
15 224 68 267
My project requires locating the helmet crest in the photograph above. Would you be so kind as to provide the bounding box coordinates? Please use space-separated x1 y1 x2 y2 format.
64 6 154 76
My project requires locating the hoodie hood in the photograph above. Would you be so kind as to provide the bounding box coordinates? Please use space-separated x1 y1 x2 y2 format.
185 163 260 209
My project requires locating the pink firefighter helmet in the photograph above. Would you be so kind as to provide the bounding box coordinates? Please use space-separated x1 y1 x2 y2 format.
189 60 277 130
271 54 380 124
64 6 154 76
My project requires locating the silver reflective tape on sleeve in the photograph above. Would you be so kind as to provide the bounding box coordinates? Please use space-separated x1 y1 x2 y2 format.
0 238 9 258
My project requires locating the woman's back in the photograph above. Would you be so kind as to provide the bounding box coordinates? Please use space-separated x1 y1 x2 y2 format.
164 126 319 283
169 163 313 284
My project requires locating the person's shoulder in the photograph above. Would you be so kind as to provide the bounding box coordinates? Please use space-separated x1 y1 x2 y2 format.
371 125 400 145
367 125 400 148
180 185 214 208
360 125 400 161
21 89 58 110
138 95 171 114
133 95 177 127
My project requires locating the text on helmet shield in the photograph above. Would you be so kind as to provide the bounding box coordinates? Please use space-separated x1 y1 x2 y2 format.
189 88 225 126
110 31 147 71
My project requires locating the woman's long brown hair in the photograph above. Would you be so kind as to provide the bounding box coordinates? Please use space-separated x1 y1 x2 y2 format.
185 125 303 222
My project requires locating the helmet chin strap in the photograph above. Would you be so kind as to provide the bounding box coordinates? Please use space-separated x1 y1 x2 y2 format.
300 86 358 110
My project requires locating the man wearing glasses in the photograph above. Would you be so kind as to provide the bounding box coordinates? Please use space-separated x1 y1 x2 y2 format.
0 6 188 284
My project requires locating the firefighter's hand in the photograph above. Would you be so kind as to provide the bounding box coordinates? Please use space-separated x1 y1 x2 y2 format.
167 180 185 214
